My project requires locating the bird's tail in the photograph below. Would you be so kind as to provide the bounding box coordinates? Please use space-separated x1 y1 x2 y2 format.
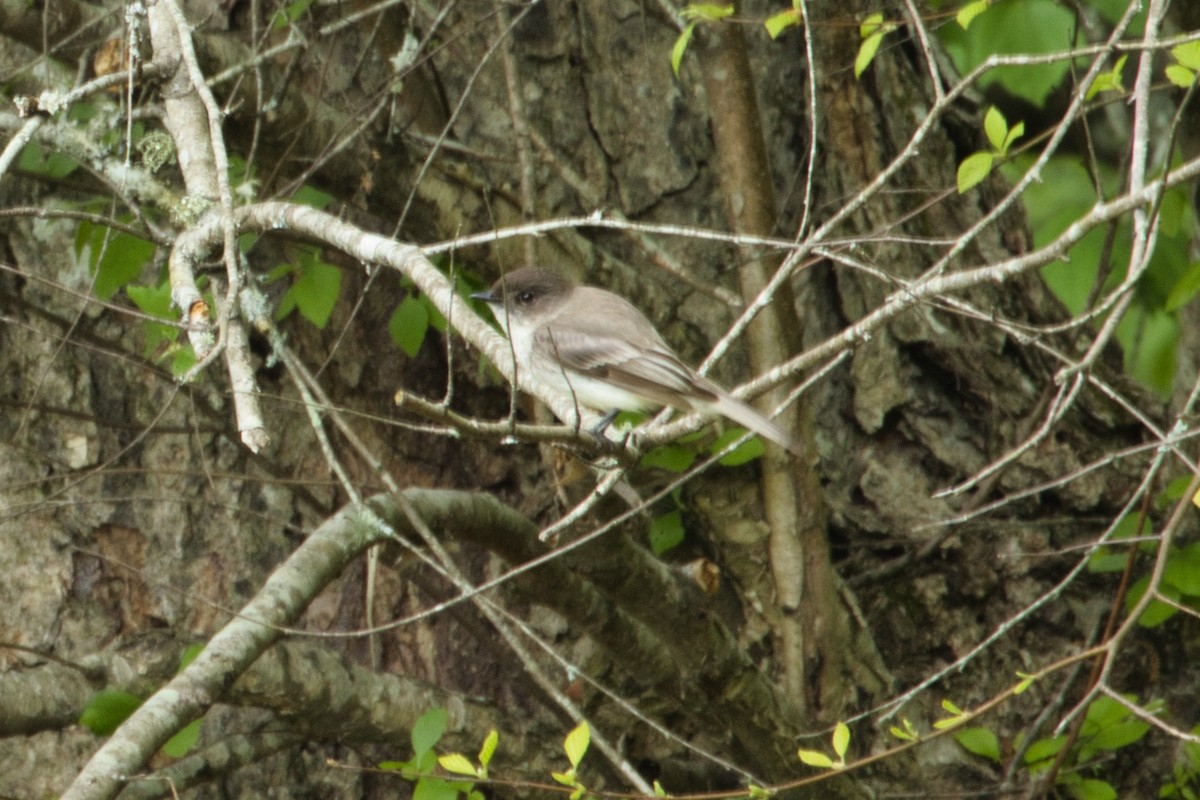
708 392 801 456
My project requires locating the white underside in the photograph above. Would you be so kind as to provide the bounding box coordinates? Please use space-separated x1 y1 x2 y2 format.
504 318 653 413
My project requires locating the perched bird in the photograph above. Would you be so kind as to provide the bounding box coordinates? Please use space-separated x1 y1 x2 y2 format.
472 268 799 455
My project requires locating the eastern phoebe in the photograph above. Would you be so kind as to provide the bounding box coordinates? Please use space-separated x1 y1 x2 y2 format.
472 268 799 455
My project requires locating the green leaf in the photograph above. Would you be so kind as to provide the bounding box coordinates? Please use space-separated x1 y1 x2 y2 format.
1161 475 1195 503
641 443 697 473
178 644 204 670
1069 779 1117 800
411 708 449 756
274 250 342 329
79 690 143 735
413 747 437 775
649 510 685 556
438 753 478 777
1014 671 1037 694
161 718 202 758
1166 64 1197 89
76 223 157 300
1087 544 1133 574
1165 261 1200 311
422 294 447 332
1080 712 1150 760
1115 305 1178 397
478 729 498 768
563 721 590 768
126 280 190 367
983 106 1008 152
390 294 430 357
1024 735 1067 771
672 23 697 78
855 32 885 79
712 427 765 466
1127 574 1180 628
954 727 1001 762
938 0 1080 106
831 722 850 759
413 777 460 800
168 343 198 377
797 748 835 769
18 142 80 179
1001 121 1024 155
889 718 918 741
271 0 314 28
935 699 968 730
126 281 173 318
956 0 990 29
859 11 885 37
290 185 335 210
957 151 994 193
1164 542 1200 595
681 3 734 21
551 769 576 786
1001 154 1111 316
1172 41 1200 71
1086 55 1127 100
764 8 801 39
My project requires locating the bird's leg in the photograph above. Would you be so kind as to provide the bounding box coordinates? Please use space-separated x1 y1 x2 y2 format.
589 408 621 439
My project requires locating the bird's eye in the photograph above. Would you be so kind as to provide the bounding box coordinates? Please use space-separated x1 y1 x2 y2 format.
516 290 535 304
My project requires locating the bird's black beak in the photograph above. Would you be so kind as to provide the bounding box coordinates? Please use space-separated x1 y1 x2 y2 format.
470 288 498 304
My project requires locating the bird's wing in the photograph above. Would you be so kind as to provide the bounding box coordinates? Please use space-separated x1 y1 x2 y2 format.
535 325 715 409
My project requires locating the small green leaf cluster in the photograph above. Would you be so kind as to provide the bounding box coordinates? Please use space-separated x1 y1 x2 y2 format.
73 215 199 376
270 0 315 29
1126 538 1200 626
956 106 1024 193
380 708 488 800
763 5 801 40
797 721 850 770
1166 41 1200 88
389 279 450 358
1004 153 1196 396
16 101 108 180
18 141 81 180
438 729 497 781
1160 730 1200 800
641 424 767 475
382 712 601 800
955 694 1157 800
75 217 157 301
855 13 898 80
268 247 343 329
1086 55 1127 101
127 279 198 376
551 721 592 800
1088 482 1200 629
638 427 769 555
670 4 735 78
934 698 971 730
649 503 685 556
937 0 1096 107
79 645 205 759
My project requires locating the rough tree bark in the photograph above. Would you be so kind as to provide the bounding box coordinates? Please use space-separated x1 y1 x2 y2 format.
1 1 1195 799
